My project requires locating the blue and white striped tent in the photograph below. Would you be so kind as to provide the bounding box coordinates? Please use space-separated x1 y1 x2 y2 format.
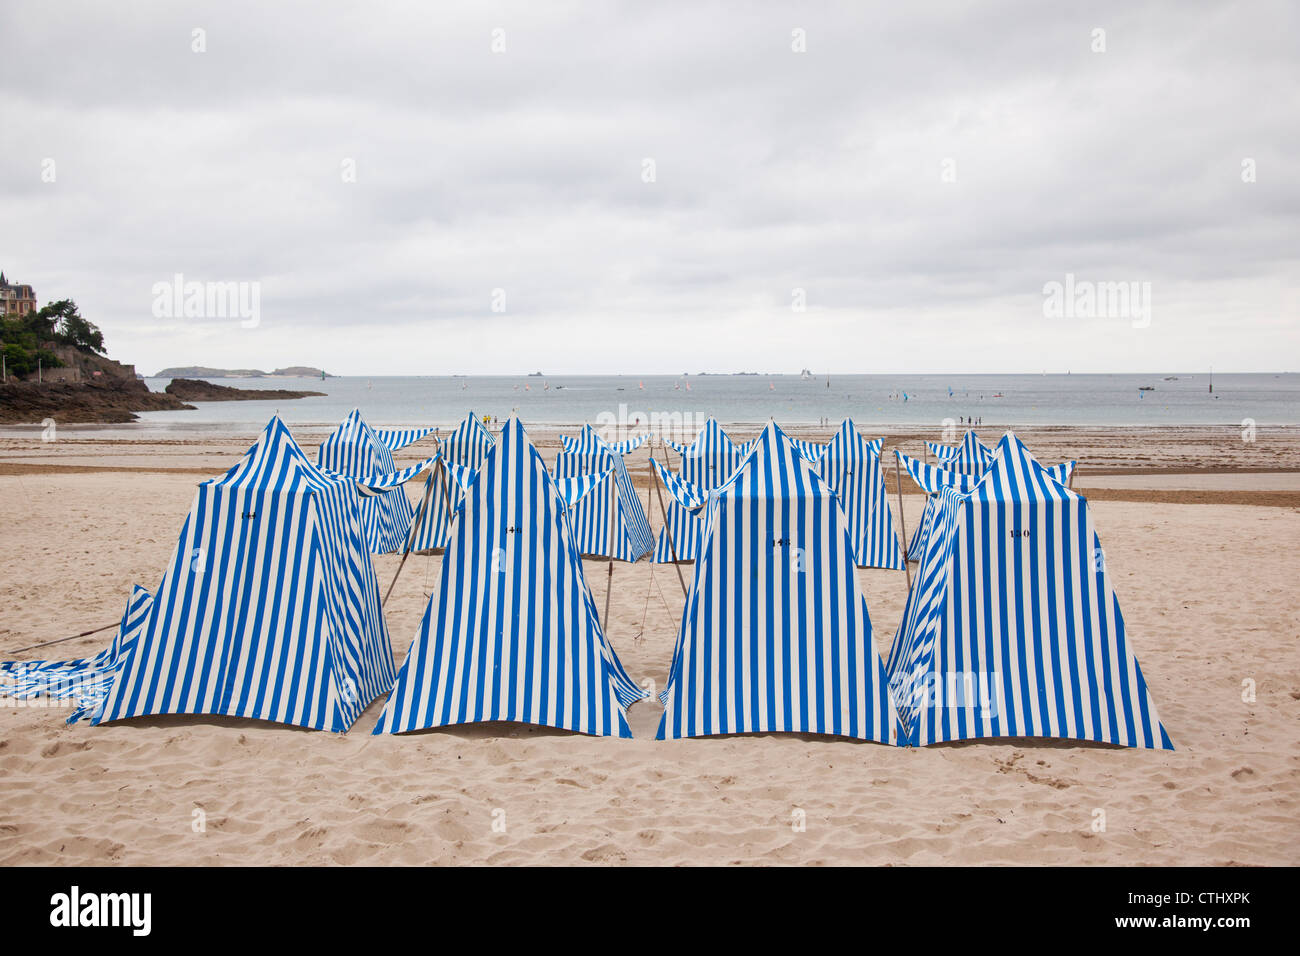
554 428 655 562
317 409 433 554
407 412 497 551
901 453 981 560
0 586 154 723
656 421 899 743
816 421 903 570
88 416 398 731
909 431 992 560
374 418 648 738
926 430 993 475
888 432 1171 749
440 411 496 466
653 418 747 563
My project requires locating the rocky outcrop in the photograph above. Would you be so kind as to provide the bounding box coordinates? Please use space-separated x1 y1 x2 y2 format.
0 377 193 424
163 378 326 402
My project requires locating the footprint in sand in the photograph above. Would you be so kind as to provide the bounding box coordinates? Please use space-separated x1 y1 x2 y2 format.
580 843 626 863
40 741 90 758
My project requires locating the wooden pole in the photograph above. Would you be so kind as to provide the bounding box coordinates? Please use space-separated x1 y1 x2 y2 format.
893 452 912 591
650 442 688 598
383 460 439 608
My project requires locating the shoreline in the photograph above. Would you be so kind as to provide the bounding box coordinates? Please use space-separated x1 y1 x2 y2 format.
2 418 1297 437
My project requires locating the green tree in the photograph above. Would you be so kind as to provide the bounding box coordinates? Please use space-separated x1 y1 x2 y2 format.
41 300 106 354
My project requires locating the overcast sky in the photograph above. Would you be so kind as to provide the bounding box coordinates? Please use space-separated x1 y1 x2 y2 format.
1 1 1296 375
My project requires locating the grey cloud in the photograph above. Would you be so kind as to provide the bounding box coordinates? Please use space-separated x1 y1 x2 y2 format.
0 0 1296 375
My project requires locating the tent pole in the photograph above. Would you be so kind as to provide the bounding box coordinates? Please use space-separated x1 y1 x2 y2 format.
651 441 689 598
893 453 912 591
383 459 438 608
9 620 119 656
604 469 616 626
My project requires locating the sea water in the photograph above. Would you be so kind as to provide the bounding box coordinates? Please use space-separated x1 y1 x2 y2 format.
18 372 1298 436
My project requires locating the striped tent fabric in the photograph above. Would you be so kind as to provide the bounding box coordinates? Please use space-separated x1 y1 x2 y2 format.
317 409 433 553
888 432 1171 749
439 411 496 467
554 469 611 509
407 412 497 550
650 458 709 511
900 454 982 496
815 420 903 569
561 425 650 457
902 449 1078 562
556 424 655 561
791 433 882 464
657 421 899 743
373 426 436 451
791 438 828 462
554 451 654 563
92 416 397 732
663 418 747 485
564 426 655 546
406 460 479 553
925 430 994 475
0 586 154 724
654 418 748 563
374 418 648 738
906 444 989 560
354 457 440 496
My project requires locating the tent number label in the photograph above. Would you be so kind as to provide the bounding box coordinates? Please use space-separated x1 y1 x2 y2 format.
771 537 792 546
1010 529 1030 538
242 511 257 519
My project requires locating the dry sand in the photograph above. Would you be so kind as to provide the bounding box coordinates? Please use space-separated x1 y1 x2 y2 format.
1 426 1297 866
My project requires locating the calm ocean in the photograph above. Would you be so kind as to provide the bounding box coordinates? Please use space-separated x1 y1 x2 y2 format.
97 372 1300 435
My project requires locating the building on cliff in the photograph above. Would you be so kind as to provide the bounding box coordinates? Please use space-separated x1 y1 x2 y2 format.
0 272 38 317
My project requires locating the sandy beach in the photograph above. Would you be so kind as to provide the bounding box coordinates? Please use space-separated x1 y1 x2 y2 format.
1 424 1297 866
